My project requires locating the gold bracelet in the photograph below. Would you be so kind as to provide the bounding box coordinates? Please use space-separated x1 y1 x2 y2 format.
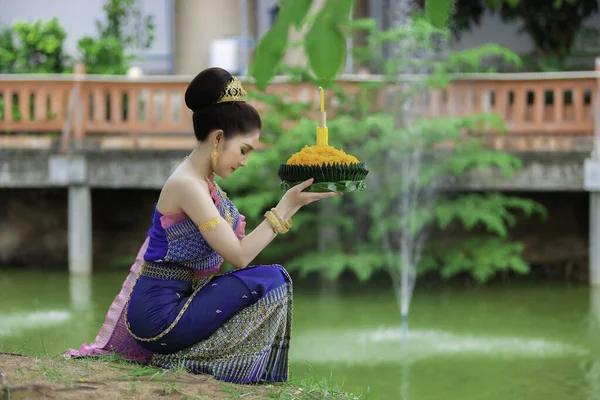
264 211 289 234
265 211 287 234
270 208 292 230
264 211 279 234
199 217 221 232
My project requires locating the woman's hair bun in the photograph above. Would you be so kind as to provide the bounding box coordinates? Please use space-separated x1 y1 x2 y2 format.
184 67 261 142
184 67 233 112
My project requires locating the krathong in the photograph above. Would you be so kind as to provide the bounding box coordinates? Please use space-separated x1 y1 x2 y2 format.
278 87 369 193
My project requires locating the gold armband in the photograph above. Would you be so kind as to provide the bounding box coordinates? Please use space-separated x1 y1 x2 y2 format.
264 210 289 234
199 217 221 232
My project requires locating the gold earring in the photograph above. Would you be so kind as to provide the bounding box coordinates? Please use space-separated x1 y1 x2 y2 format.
211 141 219 169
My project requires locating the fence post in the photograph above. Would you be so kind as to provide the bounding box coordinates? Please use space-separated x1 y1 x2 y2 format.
584 57 600 286
72 62 86 143
51 62 93 276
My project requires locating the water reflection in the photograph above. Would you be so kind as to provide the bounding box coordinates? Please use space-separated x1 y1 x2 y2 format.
400 342 412 400
585 288 600 400
589 288 600 333
0 272 98 354
69 275 92 312
0 276 94 338
0 309 71 337
293 326 587 365
1 273 598 400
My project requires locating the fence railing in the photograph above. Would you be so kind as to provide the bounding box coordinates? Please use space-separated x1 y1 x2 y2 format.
1 63 599 152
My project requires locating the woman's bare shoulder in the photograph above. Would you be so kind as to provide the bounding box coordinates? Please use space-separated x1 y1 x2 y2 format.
166 169 206 188
158 171 212 213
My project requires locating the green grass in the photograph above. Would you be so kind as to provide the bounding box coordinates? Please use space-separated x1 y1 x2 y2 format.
219 373 368 400
0 342 368 400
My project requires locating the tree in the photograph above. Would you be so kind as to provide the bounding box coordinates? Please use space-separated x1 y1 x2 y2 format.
451 0 599 69
76 0 155 74
0 18 69 122
0 18 68 73
94 0 155 50
250 0 456 89
279 17 544 284
234 9 546 286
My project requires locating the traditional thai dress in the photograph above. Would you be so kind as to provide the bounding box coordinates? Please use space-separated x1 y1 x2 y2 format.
66 175 293 384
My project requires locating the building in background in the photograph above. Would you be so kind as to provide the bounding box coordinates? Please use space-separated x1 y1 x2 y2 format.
0 0 272 75
1 0 599 75
0 0 173 74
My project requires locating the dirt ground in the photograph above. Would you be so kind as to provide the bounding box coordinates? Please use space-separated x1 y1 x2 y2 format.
0 353 310 400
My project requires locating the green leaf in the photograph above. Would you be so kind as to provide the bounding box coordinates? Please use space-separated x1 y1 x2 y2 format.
304 12 347 84
425 0 454 29
279 0 314 29
348 17 378 33
286 251 386 281
325 0 355 23
304 0 354 84
446 149 522 177
435 237 529 283
250 21 289 90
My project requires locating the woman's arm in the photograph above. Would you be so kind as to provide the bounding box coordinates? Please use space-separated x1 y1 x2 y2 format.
168 175 337 269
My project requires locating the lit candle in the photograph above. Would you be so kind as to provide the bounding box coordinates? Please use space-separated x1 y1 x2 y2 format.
317 87 328 146
319 87 324 112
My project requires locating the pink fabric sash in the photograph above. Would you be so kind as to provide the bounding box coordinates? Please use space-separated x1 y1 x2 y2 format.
65 237 154 363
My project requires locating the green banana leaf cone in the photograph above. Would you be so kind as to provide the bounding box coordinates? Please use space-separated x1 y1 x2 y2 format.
278 162 369 193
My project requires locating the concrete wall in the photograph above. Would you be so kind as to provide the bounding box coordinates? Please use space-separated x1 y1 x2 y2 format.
0 187 158 270
0 187 589 281
0 150 589 191
0 149 591 279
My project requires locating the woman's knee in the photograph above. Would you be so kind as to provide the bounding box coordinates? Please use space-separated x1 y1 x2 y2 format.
233 264 288 295
261 266 287 292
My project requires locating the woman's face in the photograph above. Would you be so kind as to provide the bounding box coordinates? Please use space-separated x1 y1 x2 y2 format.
214 130 260 179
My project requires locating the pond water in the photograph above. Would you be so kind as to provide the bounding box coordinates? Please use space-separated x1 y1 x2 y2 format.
1 269 599 400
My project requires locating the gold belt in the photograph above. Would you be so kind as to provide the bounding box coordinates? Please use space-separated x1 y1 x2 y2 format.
140 262 196 282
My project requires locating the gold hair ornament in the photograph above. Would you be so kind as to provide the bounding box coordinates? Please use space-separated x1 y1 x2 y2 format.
216 77 248 103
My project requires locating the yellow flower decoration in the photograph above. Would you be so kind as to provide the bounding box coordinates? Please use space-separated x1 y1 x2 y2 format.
286 145 360 167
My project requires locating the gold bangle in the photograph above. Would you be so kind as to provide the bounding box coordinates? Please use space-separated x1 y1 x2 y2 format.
264 211 279 234
199 217 221 232
270 208 292 230
266 211 287 234
264 211 289 234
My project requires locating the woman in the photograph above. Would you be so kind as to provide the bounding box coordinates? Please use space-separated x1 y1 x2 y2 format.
66 67 339 384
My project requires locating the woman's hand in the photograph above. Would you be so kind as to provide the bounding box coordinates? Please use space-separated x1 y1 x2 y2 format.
275 178 341 220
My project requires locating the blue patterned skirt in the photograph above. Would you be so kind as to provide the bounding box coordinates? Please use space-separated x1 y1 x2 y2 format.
124 262 292 384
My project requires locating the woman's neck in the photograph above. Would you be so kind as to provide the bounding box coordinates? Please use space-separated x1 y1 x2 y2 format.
187 144 213 178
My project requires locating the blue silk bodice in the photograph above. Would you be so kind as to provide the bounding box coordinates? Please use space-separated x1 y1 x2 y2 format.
143 179 244 272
